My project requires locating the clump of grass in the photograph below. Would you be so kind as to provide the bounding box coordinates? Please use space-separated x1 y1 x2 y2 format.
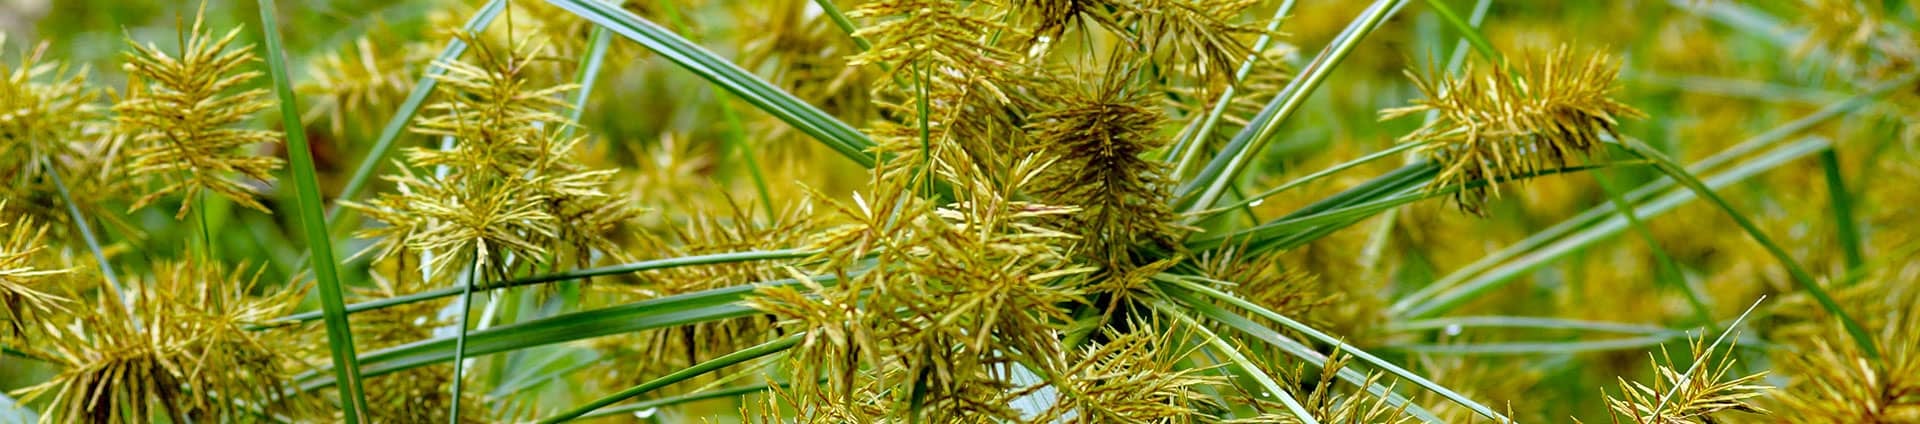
12 0 1920 422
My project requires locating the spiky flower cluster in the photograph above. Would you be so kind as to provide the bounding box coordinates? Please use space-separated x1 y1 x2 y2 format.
0 39 97 174
350 34 633 282
15 261 310 423
750 167 1103 421
1769 278 1920 423
0 201 66 339
1028 70 1183 268
1382 48 1645 214
116 14 282 218
1600 335 1770 423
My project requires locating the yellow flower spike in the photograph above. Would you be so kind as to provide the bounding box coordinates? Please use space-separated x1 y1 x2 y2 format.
0 39 99 174
1383 46 1645 215
116 9 283 219
0 201 70 340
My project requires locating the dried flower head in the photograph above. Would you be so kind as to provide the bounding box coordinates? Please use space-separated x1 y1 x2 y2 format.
1382 47 1645 214
116 9 282 218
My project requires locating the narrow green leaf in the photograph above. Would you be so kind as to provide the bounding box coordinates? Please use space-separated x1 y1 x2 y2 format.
1399 137 1832 319
562 26 613 143
266 249 814 326
1162 277 1508 423
579 382 793 420
1388 316 1671 335
1162 288 1446 423
1166 0 1300 176
1189 162 1634 253
1187 140 1424 223
448 258 481 423
1617 138 1879 358
1153 300 1321 424
1421 0 1502 64
1820 148 1866 271
255 0 369 419
546 0 878 167
1390 335 1686 355
1178 0 1408 212
1591 167 1713 325
810 0 872 51
1392 73 1917 315
328 0 506 218
293 274 834 391
537 334 802 423
42 159 127 302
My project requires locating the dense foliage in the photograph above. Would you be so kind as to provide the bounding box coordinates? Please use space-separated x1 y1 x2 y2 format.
1 0 1918 422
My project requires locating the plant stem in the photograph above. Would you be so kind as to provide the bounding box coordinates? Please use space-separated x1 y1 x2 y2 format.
255 0 371 419
1820 148 1865 272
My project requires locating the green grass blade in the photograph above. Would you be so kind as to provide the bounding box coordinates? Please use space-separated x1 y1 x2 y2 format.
1166 0 1299 176
579 382 794 420
255 0 370 420
810 0 871 51
1398 137 1832 319
1591 168 1713 325
1820 148 1865 271
546 0 878 168
652 0 776 218
1389 316 1672 335
538 334 802 423
1390 74 1917 314
266 249 814 326
1161 277 1507 423
1390 335 1687 355
1178 0 1407 212
328 0 506 219
1617 138 1879 358
292 274 835 391
41 159 127 301
1187 140 1424 223
1153 300 1321 424
1168 292 1447 423
448 258 481 423
1189 162 1632 252
562 26 612 142
1421 0 1501 64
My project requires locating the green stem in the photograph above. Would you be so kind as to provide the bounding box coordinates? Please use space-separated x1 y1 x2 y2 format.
1619 139 1880 359
1180 0 1408 213
536 333 803 423
255 0 371 419
1591 168 1713 326
1820 148 1865 272
1166 0 1299 176
42 159 128 303
448 256 480 423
